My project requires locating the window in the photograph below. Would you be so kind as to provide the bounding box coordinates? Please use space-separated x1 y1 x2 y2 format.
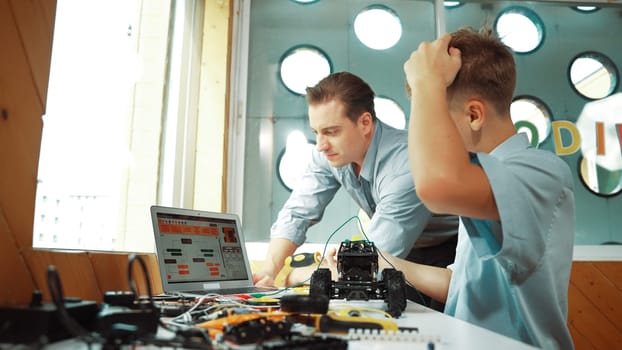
569 52 619 100
573 6 599 13
444 1 462 9
511 96 552 147
277 131 315 191
579 157 622 196
354 5 402 50
375 97 406 130
279 46 332 95
576 93 622 197
33 0 204 253
495 6 544 54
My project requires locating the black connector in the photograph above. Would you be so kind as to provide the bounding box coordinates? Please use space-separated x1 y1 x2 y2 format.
96 303 160 339
0 296 99 344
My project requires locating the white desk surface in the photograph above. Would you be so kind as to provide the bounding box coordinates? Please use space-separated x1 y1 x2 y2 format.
341 301 538 350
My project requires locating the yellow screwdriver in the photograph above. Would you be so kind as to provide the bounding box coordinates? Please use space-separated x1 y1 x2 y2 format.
284 251 322 268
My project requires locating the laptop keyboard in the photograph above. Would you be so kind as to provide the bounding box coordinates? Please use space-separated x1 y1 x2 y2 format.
188 286 277 296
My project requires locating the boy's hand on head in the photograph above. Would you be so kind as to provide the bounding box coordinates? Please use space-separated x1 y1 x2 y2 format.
404 34 462 92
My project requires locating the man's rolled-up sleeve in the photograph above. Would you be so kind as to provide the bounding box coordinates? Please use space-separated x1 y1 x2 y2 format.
270 151 341 246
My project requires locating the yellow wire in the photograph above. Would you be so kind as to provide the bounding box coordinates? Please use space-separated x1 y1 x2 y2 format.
335 306 393 319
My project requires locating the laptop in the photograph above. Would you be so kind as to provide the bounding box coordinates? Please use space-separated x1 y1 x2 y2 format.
150 205 276 296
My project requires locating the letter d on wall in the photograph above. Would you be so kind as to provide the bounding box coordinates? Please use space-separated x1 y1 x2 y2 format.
552 120 581 156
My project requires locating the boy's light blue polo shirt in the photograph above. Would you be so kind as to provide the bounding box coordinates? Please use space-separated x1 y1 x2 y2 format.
445 133 575 350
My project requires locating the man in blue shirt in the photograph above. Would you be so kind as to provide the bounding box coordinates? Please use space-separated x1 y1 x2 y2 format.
382 27 575 349
253 72 458 310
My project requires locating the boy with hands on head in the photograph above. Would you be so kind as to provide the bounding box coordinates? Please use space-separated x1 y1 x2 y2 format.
392 27 575 349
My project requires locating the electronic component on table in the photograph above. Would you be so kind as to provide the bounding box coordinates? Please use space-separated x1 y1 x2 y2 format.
258 334 348 349
309 239 407 317
347 329 439 349
223 317 293 344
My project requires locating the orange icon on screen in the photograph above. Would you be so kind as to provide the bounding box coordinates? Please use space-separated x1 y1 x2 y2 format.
222 227 238 243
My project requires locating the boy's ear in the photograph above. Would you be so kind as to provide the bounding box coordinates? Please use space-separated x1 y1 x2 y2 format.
466 99 485 132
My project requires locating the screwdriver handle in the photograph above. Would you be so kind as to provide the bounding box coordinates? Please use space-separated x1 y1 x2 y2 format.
285 252 321 268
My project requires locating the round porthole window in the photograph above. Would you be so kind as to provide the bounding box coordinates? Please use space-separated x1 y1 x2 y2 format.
510 96 552 147
374 96 405 130
444 1 462 8
573 6 599 13
578 156 622 197
354 5 402 50
277 130 315 191
569 52 618 100
279 45 332 95
495 7 544 54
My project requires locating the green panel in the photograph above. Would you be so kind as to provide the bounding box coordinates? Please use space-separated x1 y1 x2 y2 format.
243 0 622 246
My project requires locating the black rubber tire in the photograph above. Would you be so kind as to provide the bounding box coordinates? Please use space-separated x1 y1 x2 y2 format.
309 268 332 299
383 268 407 317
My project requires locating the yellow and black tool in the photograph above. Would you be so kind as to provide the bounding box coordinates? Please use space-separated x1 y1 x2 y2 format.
317 311 398 333
246 296 281 307
285 311 400 334
274 251 322 287
279 294 401 334
285 251 322 268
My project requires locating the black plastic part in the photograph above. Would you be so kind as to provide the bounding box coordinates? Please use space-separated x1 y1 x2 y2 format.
259 334 348 350
103 290 136 308
383 269 407 317
0 300 99 344
96 304 160 339
337 240 378 281
223 318 292 344
279 294 329 314
309 268 332 298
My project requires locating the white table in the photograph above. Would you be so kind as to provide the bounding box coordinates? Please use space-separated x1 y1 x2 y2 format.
331 300 538 350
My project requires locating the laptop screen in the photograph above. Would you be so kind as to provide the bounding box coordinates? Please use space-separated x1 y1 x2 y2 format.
153 209 250 286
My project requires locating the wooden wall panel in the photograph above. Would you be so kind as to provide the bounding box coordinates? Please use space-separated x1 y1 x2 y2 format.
570 262 622 327
0 211 37 305
88 253 163 302
0 0 45 166
88 253 137 296
568 262 622 349
0 0 50 307
38 0 57 32
0 146 39 250
134 254 164 296
594 262 622 291
0 0 43 252
9 0 55 108
23 250 102 303
569 323 597 350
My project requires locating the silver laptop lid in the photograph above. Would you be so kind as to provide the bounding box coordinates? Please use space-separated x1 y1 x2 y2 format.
150 205 255 294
